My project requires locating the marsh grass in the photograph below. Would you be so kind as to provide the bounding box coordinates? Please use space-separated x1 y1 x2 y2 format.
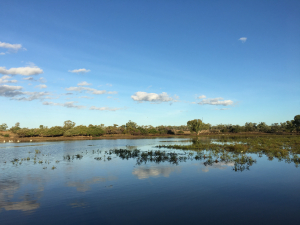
5 135 299 172
157 135 300 167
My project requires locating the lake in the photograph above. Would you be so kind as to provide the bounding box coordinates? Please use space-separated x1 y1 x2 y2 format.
0 137 299 225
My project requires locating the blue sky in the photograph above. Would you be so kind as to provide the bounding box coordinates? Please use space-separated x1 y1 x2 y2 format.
1 0 299 128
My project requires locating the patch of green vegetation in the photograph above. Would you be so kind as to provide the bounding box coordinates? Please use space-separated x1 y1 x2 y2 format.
157 135 300 167
35 149 41 154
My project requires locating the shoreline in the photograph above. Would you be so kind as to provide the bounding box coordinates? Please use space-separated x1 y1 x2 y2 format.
0 132 298 143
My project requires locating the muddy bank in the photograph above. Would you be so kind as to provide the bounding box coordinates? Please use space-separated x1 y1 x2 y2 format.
0 134 182 143
1 132 297 143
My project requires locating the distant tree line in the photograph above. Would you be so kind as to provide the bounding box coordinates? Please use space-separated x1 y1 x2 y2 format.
0 115 299 138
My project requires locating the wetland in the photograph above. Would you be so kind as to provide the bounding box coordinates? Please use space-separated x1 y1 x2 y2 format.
0 135 300 225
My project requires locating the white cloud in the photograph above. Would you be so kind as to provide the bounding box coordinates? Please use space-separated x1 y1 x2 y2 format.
13 92 50 101
131 91 175 103
0 76 17 84
0 85 23 97
0 52 5 55
43 101 86 109
38 77 47 83
0 41 23 51
0 66 43 76
23 77 34 81
66 86 117 95
214 108 230 110
1 75 11 80
35 84 47 89
198 97 233 106
107 91 117 94
78 81 91 86
90 106 122 111
68 68 90 74
0 84 51 101
198 95 206 99
79 96 94 99
238 37 247 43
106 83 112 87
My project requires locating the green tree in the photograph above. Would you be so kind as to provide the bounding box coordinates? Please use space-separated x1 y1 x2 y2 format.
292 115 300 132
257 122 270 133
63 120 76 130
47 126 65 137
87 125 105 137
285 120 295 132
187 119 207 135
244 122 257 132
126 120 137 129
0 123 8 131
10 122 21 133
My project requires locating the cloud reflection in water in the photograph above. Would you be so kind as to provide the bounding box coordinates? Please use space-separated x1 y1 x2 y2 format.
132 166 181 179
67 176 117 192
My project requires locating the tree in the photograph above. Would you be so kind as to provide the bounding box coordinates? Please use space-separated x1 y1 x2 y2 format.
63 120 76 130
257 122 270 133
187 119 207 135
285 120 295 132
244 122 257 132
126 120 137 129
0 123 8 131
10 122 21 133
293 115 300 132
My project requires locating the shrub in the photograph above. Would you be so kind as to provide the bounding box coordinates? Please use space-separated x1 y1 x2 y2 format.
148 128 158 134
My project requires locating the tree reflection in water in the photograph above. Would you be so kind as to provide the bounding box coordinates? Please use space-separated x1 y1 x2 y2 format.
91 149 256 172
157 135 300 169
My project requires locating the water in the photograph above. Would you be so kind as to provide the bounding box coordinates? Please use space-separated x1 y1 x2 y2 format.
0 138 299 225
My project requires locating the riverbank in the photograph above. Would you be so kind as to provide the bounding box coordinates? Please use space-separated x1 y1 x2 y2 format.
0 131 298 143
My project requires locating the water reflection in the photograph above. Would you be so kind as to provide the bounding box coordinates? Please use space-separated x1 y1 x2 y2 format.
0 138 299 225
69 201 87 208
200 162 235 173
158 136 300 168
107 149 256 172
132 166 181 179
0 180 41 212
67 176 117 192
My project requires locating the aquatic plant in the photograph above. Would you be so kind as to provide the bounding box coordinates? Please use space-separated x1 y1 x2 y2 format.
156 135 300 167
75 154 83 159
35 149 41 154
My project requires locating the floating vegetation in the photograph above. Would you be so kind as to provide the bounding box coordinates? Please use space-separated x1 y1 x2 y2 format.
3 135 299 172
157 135 300 167
75 154 83 159
63 154 72 161
35 149 41 154
91 149 251 171
51 166 56 170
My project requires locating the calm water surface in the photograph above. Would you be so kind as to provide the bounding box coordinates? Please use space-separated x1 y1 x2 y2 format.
0 138 299 225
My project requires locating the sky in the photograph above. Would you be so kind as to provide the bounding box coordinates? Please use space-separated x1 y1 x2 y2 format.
0 0 299 128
